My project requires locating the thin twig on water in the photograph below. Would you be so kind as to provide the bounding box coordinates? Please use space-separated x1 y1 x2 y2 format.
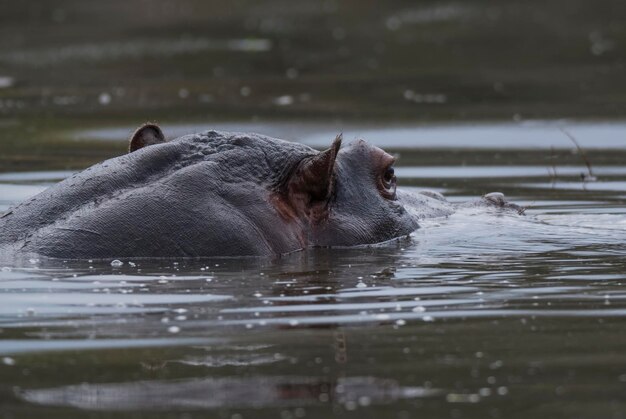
559 128 597 183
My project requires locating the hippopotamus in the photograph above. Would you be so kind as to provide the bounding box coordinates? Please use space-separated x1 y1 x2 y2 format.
0 124 520 259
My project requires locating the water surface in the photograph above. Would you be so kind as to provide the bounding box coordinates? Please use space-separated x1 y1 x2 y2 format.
1 122 625 419
2 0 626 416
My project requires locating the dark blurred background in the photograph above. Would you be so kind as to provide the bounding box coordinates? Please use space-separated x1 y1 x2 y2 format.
0 0 624 168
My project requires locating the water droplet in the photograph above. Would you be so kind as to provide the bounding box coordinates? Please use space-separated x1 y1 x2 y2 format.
167 326 180 334
110 260 123 267
286 68 299 79
199 93 213 103
273 95 294 106
490 360 503 369
98 92 111 105
386 16 401 31
0 76 14 89
344 400 357 410
332 27 346 41
479 387 492 396
2 357 15 366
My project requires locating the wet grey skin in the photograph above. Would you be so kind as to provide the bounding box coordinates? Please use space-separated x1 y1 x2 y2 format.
0 124 520 259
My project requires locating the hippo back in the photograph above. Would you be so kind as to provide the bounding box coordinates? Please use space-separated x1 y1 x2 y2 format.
0 131 316 258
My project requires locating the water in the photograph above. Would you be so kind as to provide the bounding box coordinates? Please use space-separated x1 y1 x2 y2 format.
2 0 626 416
79 120 626 150
1 122 625 419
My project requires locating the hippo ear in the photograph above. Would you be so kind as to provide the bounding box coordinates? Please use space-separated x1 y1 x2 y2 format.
129 123 165 152
288 134 342 203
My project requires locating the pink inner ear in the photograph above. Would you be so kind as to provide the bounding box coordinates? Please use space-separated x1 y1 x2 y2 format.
296 134 342 201
278 134 342 222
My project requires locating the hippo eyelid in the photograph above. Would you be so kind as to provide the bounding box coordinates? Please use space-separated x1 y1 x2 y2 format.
378 164 397 200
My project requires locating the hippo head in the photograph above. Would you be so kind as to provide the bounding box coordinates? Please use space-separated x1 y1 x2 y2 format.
275 135 420 248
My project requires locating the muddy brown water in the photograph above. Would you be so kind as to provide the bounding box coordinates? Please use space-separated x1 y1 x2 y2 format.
1 1 626 418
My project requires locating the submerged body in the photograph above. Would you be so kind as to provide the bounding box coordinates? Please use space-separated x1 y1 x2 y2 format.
0 126 518 259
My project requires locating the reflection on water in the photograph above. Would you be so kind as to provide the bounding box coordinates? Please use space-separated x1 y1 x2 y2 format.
20 376 440 410
1 123 625 418
0 38 273 66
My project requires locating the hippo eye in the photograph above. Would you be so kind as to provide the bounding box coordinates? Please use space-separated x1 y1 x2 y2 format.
383 167 394 183
379 166 397 199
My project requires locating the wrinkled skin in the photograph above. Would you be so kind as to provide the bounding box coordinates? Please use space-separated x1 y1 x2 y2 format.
0 125 520 259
